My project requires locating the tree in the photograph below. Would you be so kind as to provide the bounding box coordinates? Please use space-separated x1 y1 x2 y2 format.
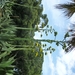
55 0 75 52
64 24 75 52
10 0 45 75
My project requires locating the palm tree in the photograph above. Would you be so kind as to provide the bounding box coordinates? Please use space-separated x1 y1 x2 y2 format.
55 0 75 18
56 0 75 52
65 24 75 52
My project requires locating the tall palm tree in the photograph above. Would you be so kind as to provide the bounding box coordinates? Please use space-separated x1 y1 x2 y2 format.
55 0 75 18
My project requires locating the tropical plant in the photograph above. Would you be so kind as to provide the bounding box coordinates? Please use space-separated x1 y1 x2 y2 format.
55 0 75 18
55 0 75 52
64 24 75 52
0 0 70 75
0 0 16 75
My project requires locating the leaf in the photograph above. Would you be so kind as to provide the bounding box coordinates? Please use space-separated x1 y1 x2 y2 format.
6 69 14 73
45 31 47 34
0 56 15 68
45 52 47 55
62 43 67 49
49 46 51 50
54 31 58 37
56 41 59 46
47 25 49 28
41 23 45 28
47 48 49 50
52 48 55 52
40 34 42 37
64 32 69 39
6 56 15 65
45 44 47 46
0 52 7 58
46 33 48 36
6 73 13 75
42 44 45 47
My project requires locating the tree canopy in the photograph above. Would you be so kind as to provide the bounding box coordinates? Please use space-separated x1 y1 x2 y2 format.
0 0 48 75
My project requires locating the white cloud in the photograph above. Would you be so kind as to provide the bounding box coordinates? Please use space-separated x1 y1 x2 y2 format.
42 52 55 75
44 48 75 75
42 0 61 17
56 49 75 75
34 32 40 39
42 46 75 75
56 58 67 75
48 53 55 75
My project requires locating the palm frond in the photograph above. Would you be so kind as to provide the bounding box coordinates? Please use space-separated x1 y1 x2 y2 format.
65 24 75 52
56 2 75 18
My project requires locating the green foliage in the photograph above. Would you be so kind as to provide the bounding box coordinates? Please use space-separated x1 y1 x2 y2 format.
56 1 75 52
0 0 70 75
54 31 58 37
9 0 44 75
56 41 59 46
64 32 69 39
45 52 47 55
62 43 67 49
0 0 16 75
55 1 75 18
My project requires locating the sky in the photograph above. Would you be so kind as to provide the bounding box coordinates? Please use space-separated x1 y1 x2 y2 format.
34 0 75 75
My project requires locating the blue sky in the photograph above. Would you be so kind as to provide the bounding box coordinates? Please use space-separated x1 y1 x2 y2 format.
34 0 75 75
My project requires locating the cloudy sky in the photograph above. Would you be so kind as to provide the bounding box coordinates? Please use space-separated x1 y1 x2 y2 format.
37 0 75 75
